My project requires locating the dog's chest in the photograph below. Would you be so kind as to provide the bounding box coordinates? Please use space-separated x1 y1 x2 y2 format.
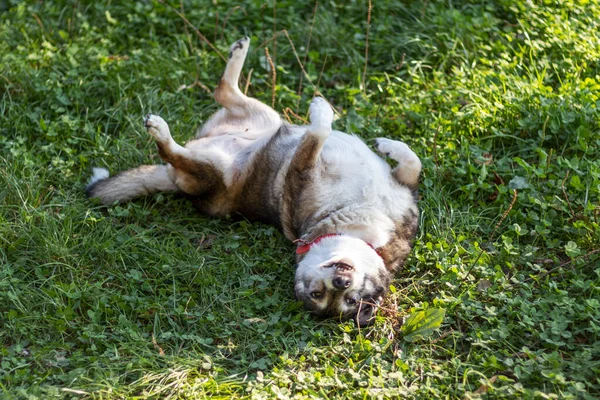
318 132 394 197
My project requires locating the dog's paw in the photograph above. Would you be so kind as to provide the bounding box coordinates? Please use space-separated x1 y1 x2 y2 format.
375 138 415 161
229 36 250 59
375 137 395 157
309 97 334 132
144 114 170 142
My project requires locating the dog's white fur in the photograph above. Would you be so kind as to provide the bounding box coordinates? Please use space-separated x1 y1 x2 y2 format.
88 167 110 186
87 37 421 325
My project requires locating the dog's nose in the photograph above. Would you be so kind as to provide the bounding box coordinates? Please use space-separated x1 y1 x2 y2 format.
332 276 351 290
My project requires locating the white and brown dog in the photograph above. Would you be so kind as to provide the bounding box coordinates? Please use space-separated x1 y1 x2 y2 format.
86 37 421 326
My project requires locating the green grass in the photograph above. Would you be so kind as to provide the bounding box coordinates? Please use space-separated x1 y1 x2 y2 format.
1 0 599 398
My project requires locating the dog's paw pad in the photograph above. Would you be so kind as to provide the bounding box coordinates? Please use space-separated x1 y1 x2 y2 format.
309 97 334 130
229 36 250 59
144 114 170 142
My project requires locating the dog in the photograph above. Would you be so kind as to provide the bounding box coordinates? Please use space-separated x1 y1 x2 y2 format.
86 37 421 326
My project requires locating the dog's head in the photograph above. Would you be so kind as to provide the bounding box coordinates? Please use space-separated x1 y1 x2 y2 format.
294 235 390 326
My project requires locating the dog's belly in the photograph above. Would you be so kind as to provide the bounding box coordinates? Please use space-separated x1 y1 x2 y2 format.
184 127 279 186
186 130 270 155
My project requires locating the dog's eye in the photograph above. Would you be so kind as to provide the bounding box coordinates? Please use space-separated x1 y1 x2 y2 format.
346 298 357 305
310 291 324 299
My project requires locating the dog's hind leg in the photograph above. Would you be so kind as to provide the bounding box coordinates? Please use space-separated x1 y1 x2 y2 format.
85 113 228 206
145 114 227 198
375 138 421 188
206 37 280 126
213 36 251 112
282 97 334 239
144 114 191 167
85 117 184 205
86 165 177 204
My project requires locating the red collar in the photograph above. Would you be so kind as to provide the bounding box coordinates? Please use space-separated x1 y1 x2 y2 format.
295 233 382 259
295 234 341 255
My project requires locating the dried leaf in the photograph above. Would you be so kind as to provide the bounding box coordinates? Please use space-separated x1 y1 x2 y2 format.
477 279 492 292
473 375 498 394
152 334 165 356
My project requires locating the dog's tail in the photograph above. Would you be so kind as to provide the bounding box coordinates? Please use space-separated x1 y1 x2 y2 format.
85 165 177 204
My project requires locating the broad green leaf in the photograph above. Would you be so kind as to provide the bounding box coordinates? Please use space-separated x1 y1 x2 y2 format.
565 241 581 258
509 176 530 190
401 308 446 342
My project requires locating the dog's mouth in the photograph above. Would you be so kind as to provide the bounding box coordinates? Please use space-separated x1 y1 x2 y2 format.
324 262 354 272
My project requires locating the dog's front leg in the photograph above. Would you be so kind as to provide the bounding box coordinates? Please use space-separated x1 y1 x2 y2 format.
282 97 334 239
289 97 333 172
375 138 421 188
